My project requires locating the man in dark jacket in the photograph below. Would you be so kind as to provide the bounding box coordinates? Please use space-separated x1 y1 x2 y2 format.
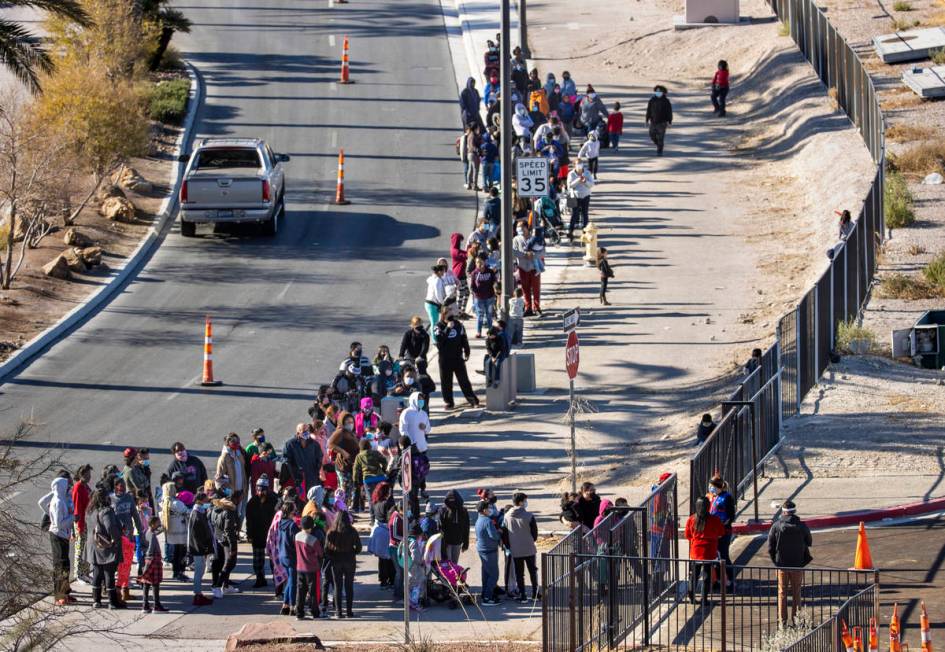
283 427 323 494
438 489 470 563
187 490 214 606
644 85 673 156
767 500 812 626
460 77 483 130
433 314 480 409
399 316 430 362
246 475 278 587
482 187 501 229
166 442 208 494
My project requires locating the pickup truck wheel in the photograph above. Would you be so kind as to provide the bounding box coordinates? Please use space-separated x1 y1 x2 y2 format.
260 209 278 237
180 220 196 237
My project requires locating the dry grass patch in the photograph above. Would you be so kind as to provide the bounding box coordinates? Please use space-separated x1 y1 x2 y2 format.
909 243 928 255
887 123 935 143
925 251 945 292
876 273 942 299
880 93 925 111
890 140 945 176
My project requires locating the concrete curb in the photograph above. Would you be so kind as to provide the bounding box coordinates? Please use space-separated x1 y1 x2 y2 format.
0 62 203 383
731 496 945 534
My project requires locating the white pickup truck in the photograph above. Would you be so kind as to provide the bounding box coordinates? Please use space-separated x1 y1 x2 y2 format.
178 138 290 237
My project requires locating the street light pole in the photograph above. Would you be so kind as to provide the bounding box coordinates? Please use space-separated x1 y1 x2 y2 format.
499 0 513 319
518 0 530 59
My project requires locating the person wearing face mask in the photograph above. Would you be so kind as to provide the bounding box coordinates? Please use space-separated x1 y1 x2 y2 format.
560 70 577 99
433 314 480 409
159 480 190 582
469 254 497 338
216 433 249 523
354 397 379 438
579 131 601 180
579 84 608 135
110 475 141 603
210 477 240 597
483 40 499 79
645 85 673 156
503 492 539 603
186 490 214 606
512 103 534 139
576 482 601 530
167 442 208 494
250 442 277 490
328 413 360 507
425 264 448 328
122 447 152 509
708 475 736 591
566 162 595 241
246 428 267 458
246 475 278 588
391 366 418 398
513 220 543 316
398 315 430 362
284 422 323 496
475 499 502 605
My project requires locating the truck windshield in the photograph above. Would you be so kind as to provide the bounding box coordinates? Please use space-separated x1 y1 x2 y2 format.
194 148 261 170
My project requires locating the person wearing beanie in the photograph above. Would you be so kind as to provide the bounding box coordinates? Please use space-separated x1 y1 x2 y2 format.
294 515 323 619
695 414 716 446
247 474 279 588
768 500 812 626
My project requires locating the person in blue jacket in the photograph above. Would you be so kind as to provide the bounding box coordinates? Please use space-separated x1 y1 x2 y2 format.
708 474 736 591
475 500 502 605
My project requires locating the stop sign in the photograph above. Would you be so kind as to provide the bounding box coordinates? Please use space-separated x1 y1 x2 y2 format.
565 330 580 379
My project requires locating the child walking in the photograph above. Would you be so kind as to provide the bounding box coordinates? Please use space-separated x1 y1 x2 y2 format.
711 60 730 117
295 515 323 619
607 102 624 149
598 247 615 305
140 517 169 613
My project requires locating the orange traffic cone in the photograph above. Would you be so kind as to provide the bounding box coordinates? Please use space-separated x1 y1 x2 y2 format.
890 603 903 652
854 627 865 652
842 618 855 652
869 617 879 652
921 601 933 652
335 149 350 205
853 521 874 570
340 36 351 84
200 316 222 386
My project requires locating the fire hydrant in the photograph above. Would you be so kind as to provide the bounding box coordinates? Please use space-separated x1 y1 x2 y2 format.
581 222 599 267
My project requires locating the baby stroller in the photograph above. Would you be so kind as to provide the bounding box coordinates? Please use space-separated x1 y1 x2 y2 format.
429 559 475 610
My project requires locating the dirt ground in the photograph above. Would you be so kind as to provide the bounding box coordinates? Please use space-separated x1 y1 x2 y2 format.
0 122 182 363
808 0 945 349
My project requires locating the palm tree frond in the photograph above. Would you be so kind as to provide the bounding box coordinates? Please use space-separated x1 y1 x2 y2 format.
158 8 192 33
9 0 93 28
0 19 53 93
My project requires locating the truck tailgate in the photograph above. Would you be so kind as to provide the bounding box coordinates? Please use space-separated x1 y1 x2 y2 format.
186 174 266 207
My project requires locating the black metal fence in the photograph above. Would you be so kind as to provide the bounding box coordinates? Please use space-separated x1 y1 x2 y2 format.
542 555 877 652
785 584 879 651
689 0 886 512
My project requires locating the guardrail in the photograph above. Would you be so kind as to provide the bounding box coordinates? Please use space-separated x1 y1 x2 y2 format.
784 584 879 651
689 0 886 513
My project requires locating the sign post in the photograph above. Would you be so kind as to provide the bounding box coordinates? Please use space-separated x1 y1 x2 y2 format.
401 447 412 644
564 313 580 494
515 157 550 198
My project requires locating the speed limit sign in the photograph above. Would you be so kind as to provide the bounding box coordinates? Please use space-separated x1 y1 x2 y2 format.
516 157 550 197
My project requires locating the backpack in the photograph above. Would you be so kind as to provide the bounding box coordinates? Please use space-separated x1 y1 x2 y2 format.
93 513 113 550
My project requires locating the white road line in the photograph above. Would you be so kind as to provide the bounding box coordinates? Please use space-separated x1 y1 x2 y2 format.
331 131 338 147
277 280 294 300
329 34 336 47
166 374 203 401
330 81 338 92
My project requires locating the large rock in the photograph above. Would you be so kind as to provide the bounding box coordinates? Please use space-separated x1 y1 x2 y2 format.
63 227 92 247
95 183 126 203
99 196 136 222
78 246 103 267
61 248 87 273
224 622 324 651
42 255 72 280
117 166 153 194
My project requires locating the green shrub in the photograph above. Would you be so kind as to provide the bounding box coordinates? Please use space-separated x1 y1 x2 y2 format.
894 0 914 10
932 48 945 65
924 252 945 292
159 45 186 71
836 320 876 354
877 273 939 299
146 78 190 124
884 170 915 229
778 20 791 37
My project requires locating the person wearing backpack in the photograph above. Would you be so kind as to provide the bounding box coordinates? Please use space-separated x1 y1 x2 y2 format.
86 486 125 609
708 475 736 592
768 500 812 626
187 490 215 606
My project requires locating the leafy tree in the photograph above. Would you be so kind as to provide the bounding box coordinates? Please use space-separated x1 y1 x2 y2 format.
141 0 191 71
0 0 91 93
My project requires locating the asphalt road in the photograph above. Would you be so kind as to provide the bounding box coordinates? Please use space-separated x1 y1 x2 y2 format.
0 0 472 507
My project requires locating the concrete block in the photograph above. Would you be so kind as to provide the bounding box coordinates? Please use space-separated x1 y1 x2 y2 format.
873 27 945 64
513 352 536 393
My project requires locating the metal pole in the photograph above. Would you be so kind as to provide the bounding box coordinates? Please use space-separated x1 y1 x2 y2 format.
403 489 409 644
569 378 576 494
749 403 759 523
518 0 530 59
499 0 514 319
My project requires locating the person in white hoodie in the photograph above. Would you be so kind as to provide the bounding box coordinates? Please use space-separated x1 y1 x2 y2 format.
424 264 447 327
399 392 432 500
45 475 76 605
566 162 595 240
578 131 601 180
512 103 534 140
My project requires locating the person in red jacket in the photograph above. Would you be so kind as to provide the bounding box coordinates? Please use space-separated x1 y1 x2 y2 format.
711 60 730 117
250 443 277 490
684 497 725 604
606 102 624 150
72 464 93 584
